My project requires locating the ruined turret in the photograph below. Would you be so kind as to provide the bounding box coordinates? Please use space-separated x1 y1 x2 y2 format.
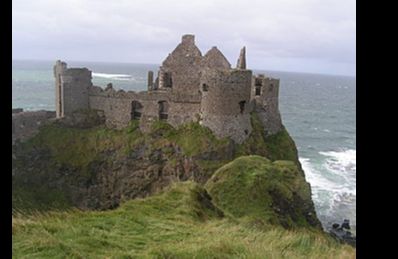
200 68 253 144
236 46 246 69
53 60 91 118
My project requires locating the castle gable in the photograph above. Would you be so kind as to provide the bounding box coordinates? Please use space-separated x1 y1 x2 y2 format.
162 35 202 68
202 47 231 70
159 34 203 99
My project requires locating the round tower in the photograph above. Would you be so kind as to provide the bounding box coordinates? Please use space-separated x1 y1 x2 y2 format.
200 69 253 143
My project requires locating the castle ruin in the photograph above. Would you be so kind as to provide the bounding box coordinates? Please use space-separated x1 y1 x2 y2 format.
53 34 282 143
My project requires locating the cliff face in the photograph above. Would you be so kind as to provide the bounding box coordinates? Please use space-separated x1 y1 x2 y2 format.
12 111 321 229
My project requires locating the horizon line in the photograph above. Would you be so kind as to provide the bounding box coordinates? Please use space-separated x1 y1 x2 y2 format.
12 58 356 78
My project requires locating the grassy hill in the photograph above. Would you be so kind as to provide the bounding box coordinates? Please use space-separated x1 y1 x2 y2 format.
13 181 355 258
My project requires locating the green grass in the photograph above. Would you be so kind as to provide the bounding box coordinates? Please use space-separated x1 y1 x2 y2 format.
13 182 355 258
12 186 72 215
22 120 143 169
150 120 231 157
205 155 321 229
236 113 299 163
264 127 299 162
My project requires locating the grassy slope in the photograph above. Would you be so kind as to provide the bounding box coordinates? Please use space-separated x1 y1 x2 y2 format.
13 182 355 258
205 155 317 229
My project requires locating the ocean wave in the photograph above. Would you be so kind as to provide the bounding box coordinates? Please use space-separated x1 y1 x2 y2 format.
319 149 356 176
92 72 133 81
300 154 356 230
300 158 345 193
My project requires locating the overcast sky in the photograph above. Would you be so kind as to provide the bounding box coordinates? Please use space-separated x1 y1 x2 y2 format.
12 0 355 76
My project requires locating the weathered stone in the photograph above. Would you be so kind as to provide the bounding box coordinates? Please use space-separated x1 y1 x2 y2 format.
54 62 91 118
147 71 154 90
202 47 231 70
47 35 283 144
236 46 246 69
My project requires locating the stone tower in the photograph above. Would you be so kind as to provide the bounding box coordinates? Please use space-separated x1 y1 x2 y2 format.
53 61 92 118
252 75 282 135
200 68 253 144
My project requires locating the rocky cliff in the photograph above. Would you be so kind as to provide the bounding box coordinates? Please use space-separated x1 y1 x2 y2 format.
12 110 321 230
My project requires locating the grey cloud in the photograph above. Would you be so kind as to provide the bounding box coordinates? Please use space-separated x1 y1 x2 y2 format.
12 0 355 75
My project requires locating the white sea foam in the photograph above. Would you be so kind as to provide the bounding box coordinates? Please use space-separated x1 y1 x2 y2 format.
300 158 339 193
300 151 356 229
320 149 356 176
92 72 133 80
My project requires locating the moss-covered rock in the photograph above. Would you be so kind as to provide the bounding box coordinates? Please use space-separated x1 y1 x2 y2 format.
12 111 309 214
205 155 322 229
236 113 300 163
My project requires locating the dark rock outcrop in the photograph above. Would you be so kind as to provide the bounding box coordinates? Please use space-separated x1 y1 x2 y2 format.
329 219 356 247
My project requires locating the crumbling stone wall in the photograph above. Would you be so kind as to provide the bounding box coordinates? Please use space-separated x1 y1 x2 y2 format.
54 60 67 118
12 110 56 144
89 86 141 128
88 85 201 131
52 34 283 144
200 69 253 143
54 61 91 118
61 68 91 116
253 75 282 135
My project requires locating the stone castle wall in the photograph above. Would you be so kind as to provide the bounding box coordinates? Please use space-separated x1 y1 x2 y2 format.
200 69 253 143
88 85 201 131
89 86 141 128
253 75 282 135
54 61 91 118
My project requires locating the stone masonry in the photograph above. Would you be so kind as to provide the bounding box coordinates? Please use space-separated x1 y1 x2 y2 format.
53 35 283 143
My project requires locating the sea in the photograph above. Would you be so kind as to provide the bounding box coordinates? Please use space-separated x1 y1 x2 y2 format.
12 59 356 233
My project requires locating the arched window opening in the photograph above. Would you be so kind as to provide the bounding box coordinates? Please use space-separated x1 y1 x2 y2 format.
202 83 209 92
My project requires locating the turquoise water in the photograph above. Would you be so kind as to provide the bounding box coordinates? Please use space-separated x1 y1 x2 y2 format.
12 59 356 232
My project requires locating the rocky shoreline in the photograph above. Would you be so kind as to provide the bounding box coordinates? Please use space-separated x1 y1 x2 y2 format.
328 219 356 247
